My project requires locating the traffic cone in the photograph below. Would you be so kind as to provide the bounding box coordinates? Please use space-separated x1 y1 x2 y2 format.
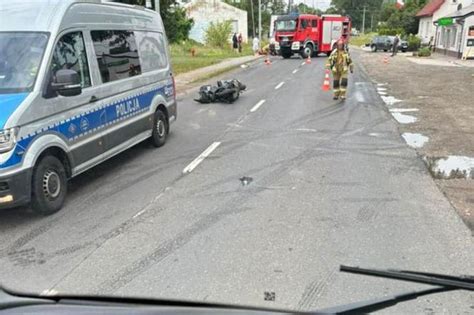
306 55 311 64
322 69 331 91
383 56 389 64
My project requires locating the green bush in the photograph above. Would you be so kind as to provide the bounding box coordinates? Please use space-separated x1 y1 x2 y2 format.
378 27 404 36
417 47 431 57
205 21 233 48
407 34 421 51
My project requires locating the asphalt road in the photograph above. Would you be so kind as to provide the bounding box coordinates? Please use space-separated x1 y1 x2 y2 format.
0 52 473 314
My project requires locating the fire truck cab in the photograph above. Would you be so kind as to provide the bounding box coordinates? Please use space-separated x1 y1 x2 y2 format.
274 13 351 59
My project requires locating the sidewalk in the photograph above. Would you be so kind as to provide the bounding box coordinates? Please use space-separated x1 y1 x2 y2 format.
355 49 474 230
352 45 474 68
405 52 474 68
174 55 262 95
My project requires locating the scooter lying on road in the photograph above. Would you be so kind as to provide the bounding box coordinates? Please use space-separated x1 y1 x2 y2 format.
194 79 246 104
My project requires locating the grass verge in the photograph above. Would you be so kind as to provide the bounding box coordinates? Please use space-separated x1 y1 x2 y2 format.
349 33 377 47
171 41 253 75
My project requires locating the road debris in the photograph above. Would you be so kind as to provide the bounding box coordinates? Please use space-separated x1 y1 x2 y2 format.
239 176 253 186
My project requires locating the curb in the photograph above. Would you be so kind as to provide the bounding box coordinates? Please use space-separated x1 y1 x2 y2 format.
175 55 264 97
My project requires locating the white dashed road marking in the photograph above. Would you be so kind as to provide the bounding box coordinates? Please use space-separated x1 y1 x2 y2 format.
301 61 306 66
183 142 221 174
250 99 266 113
292 69 298 74
275 82 285 90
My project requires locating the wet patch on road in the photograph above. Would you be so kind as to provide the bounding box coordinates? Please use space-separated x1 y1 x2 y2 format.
381 95 403 106
390 112 417 124
402 133 429 148
424 156 474 179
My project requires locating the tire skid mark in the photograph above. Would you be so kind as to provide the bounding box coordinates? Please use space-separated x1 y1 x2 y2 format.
0 155 184 260
298 269 336 310
95 143 323 294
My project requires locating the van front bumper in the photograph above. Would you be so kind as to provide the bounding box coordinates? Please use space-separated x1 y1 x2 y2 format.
0 168 32 209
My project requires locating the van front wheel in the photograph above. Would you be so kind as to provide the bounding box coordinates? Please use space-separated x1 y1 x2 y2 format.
151 110 168 147
31 155 67 215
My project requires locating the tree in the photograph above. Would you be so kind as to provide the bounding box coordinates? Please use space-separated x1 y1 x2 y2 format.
161 6 194 43
296 3 323 15
113 0 193 43
380 0 429 35
330 0 429 34
330 0 383 31
205 20 233 47
224 0 287 38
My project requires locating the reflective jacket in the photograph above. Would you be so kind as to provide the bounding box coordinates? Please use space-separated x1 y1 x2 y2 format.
328 49 353 73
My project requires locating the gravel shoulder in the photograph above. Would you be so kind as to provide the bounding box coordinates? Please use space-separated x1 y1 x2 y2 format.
354 46 474 231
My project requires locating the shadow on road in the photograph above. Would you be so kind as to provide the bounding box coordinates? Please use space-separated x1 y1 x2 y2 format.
0 133 176 227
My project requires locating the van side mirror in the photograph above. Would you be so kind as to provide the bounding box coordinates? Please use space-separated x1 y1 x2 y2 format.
51 69 82 97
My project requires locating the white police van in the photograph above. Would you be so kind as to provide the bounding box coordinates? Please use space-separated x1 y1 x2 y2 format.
0 0 177 214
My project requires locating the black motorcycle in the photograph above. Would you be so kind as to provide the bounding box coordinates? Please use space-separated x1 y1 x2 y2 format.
194 79 246 104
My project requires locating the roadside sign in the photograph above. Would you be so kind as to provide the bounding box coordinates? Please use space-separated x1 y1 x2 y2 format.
438 18 454 26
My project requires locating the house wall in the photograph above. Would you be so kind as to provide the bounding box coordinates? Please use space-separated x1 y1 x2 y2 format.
432 0 474 57
418 16 434 43
461 15 474 59
185 0 248 44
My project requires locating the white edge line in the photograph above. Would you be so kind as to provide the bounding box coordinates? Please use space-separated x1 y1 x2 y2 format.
250 99 266 113
183 142 221 174
275 82 285 90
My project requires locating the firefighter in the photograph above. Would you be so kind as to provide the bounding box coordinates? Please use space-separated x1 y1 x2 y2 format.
327 40 354 100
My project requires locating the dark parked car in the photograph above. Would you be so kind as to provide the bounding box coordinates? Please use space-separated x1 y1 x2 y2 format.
389 36 408 53
370 36 408 53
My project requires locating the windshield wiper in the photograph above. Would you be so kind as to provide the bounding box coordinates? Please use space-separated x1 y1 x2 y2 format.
315 265 473 314
340 265 474 290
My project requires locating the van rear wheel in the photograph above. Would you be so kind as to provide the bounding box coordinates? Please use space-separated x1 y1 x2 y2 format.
151 109 168 147
31 155 67 215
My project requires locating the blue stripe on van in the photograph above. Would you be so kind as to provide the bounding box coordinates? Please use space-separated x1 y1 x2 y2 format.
0 93 29 129
0 84 173 170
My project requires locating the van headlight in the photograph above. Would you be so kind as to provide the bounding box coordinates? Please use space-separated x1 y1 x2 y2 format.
0 128 19 153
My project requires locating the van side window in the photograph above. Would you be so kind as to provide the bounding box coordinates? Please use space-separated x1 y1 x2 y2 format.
135 31 168 72
311 20 317 28
50 32 91 89
91 30 141 83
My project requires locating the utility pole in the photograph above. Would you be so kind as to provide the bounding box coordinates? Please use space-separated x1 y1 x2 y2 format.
370 13 374 32
362 6 366 34
258 0 261 42
250 0 255 38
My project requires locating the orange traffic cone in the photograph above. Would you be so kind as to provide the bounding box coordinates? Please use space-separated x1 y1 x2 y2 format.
322 69 331 91
383 56 389 64
306 55 311 64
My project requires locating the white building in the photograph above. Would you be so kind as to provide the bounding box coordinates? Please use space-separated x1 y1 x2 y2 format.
417 0 474 59
184 0 248 44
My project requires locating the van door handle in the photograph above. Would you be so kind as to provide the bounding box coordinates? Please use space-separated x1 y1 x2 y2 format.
89 96 98 103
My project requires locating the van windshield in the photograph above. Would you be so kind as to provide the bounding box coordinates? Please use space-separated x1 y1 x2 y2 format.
275 19 297 31
0 32 48 94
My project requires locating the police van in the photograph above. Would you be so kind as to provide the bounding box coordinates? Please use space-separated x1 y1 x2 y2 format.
0 0 177 214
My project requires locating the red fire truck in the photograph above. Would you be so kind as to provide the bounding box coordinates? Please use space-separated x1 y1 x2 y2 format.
274 14 351 58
